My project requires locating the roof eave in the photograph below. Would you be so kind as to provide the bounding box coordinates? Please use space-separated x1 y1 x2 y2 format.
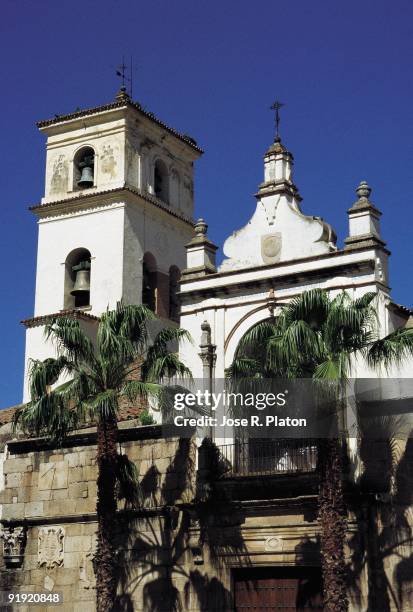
37 100 203 154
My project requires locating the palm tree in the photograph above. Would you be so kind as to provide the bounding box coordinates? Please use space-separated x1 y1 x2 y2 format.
13 302 191 612
229 289 413 612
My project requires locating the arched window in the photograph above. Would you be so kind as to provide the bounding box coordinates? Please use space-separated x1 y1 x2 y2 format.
154 159 169 203
64 248 91 309
142 252 157 312
169 266 180 322
73 147 95 190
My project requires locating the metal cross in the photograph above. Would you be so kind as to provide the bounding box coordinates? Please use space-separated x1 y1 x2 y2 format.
270 100 285 140
116 57 128 88
116 56 134 97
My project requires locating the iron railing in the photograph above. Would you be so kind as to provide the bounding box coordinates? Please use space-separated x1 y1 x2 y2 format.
216 439 318 477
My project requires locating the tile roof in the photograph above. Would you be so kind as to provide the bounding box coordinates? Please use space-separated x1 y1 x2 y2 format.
37 98 203 154
0 405 21 425
22 309 100 328
0 402 145 428
387 302 413 317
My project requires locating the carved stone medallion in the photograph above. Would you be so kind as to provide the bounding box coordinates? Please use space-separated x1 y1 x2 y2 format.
38 527 65 569
261 233 282 264
264 536 282 551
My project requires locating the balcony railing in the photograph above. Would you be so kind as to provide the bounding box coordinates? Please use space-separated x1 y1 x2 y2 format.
216 439 318 477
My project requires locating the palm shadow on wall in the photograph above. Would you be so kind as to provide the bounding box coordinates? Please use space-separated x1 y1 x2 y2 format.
347 415 413 612
113 438 247 612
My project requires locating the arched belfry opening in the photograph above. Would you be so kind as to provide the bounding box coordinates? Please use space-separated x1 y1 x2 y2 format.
142 252 157 313
64 248 91 309
154 159 169 203
169 265 180 322
73 147 95 190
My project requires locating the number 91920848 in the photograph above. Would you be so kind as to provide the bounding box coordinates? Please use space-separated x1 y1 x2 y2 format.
0 592 63 606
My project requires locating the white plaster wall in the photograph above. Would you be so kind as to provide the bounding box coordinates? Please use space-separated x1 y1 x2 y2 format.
220 194 335 271
124 114 197 219
43 114 127 201
349 212 380 237
123 201 192 299
34 204 126 316
180 250 399 382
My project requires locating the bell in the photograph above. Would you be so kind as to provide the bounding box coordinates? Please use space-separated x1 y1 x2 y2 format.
77 165 94 188
71 261 90 296
77 155 94 188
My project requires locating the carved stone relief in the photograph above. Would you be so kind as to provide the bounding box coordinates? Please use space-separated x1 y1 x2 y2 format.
1 526 27 568
100 144 117 179
50 155 69 194
80 536 97 589
38 526 65 569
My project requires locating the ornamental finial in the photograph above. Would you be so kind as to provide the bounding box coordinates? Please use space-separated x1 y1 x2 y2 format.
356 180 372 201
194 218 208 236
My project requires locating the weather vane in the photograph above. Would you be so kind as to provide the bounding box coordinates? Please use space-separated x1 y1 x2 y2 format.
116 56 134 98
270 100 284 141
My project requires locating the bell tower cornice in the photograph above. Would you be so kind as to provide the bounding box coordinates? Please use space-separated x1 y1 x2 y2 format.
37 93 203 156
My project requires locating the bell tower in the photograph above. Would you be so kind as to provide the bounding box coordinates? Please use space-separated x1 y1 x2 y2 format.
22 87 202 400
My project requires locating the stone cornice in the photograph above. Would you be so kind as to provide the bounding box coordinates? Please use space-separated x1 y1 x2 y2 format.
29 185 194 226
348 202 382 216
180 244 387 288
6 424 165 454
344 233 387 250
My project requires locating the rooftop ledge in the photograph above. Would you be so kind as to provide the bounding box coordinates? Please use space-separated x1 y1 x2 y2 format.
179 244 389 294
37 98 203 155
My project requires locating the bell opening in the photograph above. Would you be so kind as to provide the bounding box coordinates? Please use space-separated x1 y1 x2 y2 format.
71 259 91 308
64 248 92 310
74 147 95 190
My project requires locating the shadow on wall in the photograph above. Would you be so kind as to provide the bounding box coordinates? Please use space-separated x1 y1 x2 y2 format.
113 438 242 611
347 421 413 612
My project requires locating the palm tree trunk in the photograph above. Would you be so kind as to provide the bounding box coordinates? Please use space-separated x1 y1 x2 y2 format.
318 438 348 612
95 416 118 612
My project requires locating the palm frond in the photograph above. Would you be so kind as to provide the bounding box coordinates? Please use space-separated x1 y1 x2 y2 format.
28 356 73 400
44 318 95 365
143 353 192 382
367 328 413 370
353 292 377 310
142 327 192 381
115 453 143 507
226 358 262 380
86 389 119 421
236 320 278 355
13 392 80 442
313 359 341 380
98 302 155 360
282 288 329 329
121 380 160 402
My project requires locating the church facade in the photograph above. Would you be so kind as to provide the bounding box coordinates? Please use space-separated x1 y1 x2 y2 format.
0 88 412 611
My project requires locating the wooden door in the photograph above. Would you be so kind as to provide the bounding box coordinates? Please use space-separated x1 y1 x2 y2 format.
233 567 323 611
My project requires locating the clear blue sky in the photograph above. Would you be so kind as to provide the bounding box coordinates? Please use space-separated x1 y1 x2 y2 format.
1 0 412 407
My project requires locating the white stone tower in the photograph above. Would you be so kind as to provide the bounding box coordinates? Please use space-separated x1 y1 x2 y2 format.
22 87 202 400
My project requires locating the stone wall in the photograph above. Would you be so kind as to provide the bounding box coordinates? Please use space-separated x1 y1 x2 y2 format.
1 427 412 611
0 429 197 612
